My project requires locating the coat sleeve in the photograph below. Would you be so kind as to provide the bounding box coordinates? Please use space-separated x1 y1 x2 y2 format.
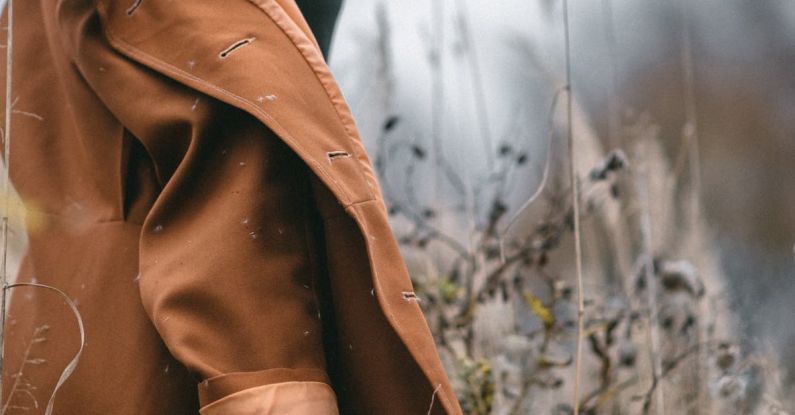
63 5 339 413
135 99 340 413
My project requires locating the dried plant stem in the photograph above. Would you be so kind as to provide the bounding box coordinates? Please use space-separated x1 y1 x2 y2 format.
671 0 701 224
1 325 46 414
498 86 564 264
561 0 586 414
0 0 14 406
4 283 86 415
639 168 665 415
0 16 87 412
600 0 622 150
676 2 709 410
641 342 712 414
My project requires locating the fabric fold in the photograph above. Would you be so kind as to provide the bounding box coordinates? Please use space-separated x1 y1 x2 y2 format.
199 381 339 415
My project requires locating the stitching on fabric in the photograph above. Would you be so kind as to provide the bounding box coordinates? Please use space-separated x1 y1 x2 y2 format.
22 208 145 226
244 0 375 196
93 3 453 410
346 201 455 413
199 381 336 412
401 291 421 302
246 0 355 139
95 1 366 208
219 37 256 59
326 150 351 161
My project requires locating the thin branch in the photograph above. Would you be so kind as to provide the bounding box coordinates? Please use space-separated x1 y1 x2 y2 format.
580 376 640 412
671 0 702 227
638 167 665 415
4 283 86 415
0 0 14 405
640 341 714 414
10 109 42 121
1 325 46 414
600 0 622 150
456 246 526 323
562 0 586 414
373 137 470 259
497 86 566 264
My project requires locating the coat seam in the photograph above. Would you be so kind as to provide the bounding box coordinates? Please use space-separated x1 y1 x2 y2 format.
95 0 364 208
22 208 144 226
346 201 457 414
246 0 359 148
245 0 376 200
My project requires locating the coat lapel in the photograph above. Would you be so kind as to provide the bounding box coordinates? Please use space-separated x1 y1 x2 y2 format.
96 0 378 208
266 0 321 51
95 1 460 413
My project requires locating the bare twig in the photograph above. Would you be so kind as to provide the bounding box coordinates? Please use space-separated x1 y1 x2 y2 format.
600 0 622 150
0 0 14 405
498 86 565 264
1 325 47 414
674 4 708 408
561 0 586 413
10 110 42 121
427 383 442 415
640 342 713 414
3 283 86 415
580 376 639 412
638 168 665 415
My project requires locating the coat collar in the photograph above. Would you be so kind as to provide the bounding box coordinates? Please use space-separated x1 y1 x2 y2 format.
95 2 460 413
96 0 379 208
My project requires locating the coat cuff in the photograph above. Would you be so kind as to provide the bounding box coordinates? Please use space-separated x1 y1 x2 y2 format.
199 381 339 415
198 367 332 407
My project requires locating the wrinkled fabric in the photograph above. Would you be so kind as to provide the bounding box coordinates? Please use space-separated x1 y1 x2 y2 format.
0 0 463 414
199 381 339 415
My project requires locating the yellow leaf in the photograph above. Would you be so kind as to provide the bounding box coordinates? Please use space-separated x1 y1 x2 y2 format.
523 291 554 328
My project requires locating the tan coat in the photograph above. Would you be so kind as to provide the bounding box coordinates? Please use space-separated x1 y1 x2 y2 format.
0 1 462 414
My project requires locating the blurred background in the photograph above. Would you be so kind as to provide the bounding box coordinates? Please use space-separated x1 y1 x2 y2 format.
329 0 795 413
